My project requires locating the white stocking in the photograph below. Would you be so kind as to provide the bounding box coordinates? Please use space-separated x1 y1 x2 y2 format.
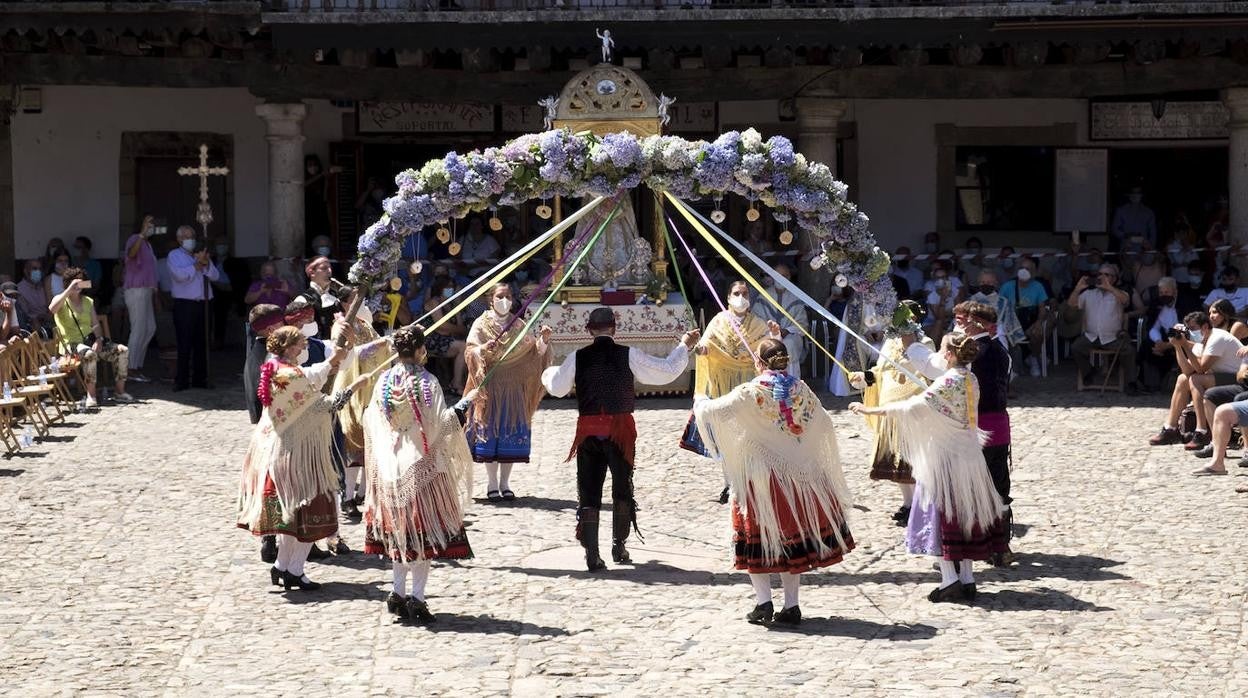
498 462 514 491
749 573 772 605
958 560 974 585
780 572 800 609
344 466 362 502
938 559 959 588
485 462 500 492
392 561 409 597
410 560 432 601
899 483 915 507
274 535 296 572
286 541 314 578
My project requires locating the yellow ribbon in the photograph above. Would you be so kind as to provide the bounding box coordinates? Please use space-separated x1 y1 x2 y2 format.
664 192 850 378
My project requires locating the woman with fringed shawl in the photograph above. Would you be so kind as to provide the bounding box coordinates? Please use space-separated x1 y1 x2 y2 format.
850 332 1008 605
237 326 363 592
695 338 855 626
362 325 476 625
330 294 391 519
682 280 780 504
848 301 941 526
463 282 552 502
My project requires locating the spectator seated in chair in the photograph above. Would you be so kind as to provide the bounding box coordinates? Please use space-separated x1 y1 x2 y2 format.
1138 277 1181 393
1149 309 1244 449
1068 263 1140 394
48 267 134 408
1202 265 1248 316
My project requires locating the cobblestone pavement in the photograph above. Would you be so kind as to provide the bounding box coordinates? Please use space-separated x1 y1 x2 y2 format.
1 368 1246 697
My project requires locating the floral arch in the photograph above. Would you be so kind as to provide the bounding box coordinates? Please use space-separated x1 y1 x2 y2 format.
348 127 895 315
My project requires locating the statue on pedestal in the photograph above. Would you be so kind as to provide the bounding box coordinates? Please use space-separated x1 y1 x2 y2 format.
567 195 652 289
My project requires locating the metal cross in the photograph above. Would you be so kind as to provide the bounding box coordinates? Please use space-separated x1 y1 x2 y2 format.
177 144 229 238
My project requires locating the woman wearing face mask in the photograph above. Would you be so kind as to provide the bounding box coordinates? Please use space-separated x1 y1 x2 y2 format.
681 281 781 503
464 283 553 502
237 326 363 592
422 279 468 395
245 261 293 310
43 238 68 274
45 252 71 299
850 332 1008 604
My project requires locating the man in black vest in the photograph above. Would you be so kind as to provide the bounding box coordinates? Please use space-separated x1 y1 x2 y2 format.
542 307 699 571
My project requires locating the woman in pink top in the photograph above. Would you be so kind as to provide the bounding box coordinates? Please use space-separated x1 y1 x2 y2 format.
123 215 159 382
245 261 294 310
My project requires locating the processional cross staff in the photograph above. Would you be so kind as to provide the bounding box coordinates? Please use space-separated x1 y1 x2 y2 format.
177 144 230 384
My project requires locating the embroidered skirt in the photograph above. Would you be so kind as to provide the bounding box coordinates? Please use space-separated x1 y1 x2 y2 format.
868 442 915 484
237 474 338 543
731 476 855 574
364 526 473 562
467 407 533 463
678 413 710 458
905 484 1008 561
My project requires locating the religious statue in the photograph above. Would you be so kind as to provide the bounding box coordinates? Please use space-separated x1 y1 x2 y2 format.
658 93 676 127
538 95 559 131
567 194 652 288
596 28 615 65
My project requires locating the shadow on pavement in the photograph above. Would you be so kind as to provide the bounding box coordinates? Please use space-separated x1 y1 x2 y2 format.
982 552 1129 583
497 561 736 585
421 613 570 637
278 580 386 604
0 468 24 476
766 618 939 640
473 496 579 512
976 587 1113 612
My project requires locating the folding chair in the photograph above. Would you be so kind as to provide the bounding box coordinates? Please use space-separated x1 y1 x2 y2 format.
0 346 50 439
21 336 75 416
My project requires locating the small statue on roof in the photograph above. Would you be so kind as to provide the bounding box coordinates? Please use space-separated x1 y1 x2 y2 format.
596 28 615 64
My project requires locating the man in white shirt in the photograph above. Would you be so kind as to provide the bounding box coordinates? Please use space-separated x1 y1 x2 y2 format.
459 218 500 275
1068 264 1137 393
1201 265 1248 314
1149 310 1243 449
892 246 924 298
542 307 697 571
751 264 808 380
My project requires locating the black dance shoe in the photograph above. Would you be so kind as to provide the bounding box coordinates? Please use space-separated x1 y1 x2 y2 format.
718 487 730 505
586 553 607 572
307 545 330 561
927 581 965 603
404 597 437 624
332 539 351 555
386 592 406 616
280 570 322 591
891 506 911 525
269 566 283 586
260 536 277 564
341 499 361 520
611 542 631 564
773 605 802 625
746 601 774 625
963 583 977 601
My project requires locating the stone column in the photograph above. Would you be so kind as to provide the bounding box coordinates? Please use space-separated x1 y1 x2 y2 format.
794 95 848 176
255 102 307 260
0 103 14 274
1223 88 1248 245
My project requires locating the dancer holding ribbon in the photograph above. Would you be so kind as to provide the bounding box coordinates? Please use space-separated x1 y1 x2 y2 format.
362 325 476 625
849 333 1008 604
464 282 553 502
694 338 855 625
680 281 780 503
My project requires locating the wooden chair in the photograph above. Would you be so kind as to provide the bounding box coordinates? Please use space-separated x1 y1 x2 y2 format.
0 348 27 454
1076 347 1126 393
21 336 76 414
0 345 50 439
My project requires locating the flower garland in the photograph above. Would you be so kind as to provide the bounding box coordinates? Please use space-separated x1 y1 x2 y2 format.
349 128 894 313
257 359 278 407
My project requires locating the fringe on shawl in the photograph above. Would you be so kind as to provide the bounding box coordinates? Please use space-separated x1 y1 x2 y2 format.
694 383 853 567
464 316 551 440
332 320 390 459
237 407 340 528
881 396 1005 537
362 373 474 562
692 311 769 399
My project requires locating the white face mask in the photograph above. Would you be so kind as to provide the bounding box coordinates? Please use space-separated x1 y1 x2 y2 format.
300 321 318 338
316 246 332 256
181 239 196 252
728 296 750 313
296 348 310 365
493 298 511 315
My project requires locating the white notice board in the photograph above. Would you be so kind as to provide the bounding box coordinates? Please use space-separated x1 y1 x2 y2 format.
1054 148 1108 233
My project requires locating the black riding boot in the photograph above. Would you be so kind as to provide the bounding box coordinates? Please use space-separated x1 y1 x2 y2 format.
611 500 633 564
577 507 607 572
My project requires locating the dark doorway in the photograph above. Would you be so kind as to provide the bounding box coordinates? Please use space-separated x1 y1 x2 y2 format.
135 154 230 245
1108 146 1227 246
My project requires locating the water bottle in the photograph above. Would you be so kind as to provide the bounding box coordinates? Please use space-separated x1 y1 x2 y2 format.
50 357 59 372
2 382 10 400
20 427 33 448
37 367 46 386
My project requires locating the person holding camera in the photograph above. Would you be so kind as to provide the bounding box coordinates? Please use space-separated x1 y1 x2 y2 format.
168 225 220 392
49 267 134 408
1068 263 1139 393
1149 310 1243 448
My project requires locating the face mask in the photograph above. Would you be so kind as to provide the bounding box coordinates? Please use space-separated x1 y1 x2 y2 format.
262 270 276 280
515 271 529 282
728 296 750 312
215 245 228 257
1190 274 1203 285
181 239 196 252
316 246 332 256
442 287 455 299
296 348 310 365
493 298 511 315
300 321 318 338
1001 258 1015 269
978 285 997 295
30 270 42 283
1190 329 1204 343
924 243 937 254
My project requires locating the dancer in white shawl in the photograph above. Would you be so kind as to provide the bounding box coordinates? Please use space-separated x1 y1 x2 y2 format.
362 325 476 625
237 325 363 592
850 332 1008 604
695 338 855 626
